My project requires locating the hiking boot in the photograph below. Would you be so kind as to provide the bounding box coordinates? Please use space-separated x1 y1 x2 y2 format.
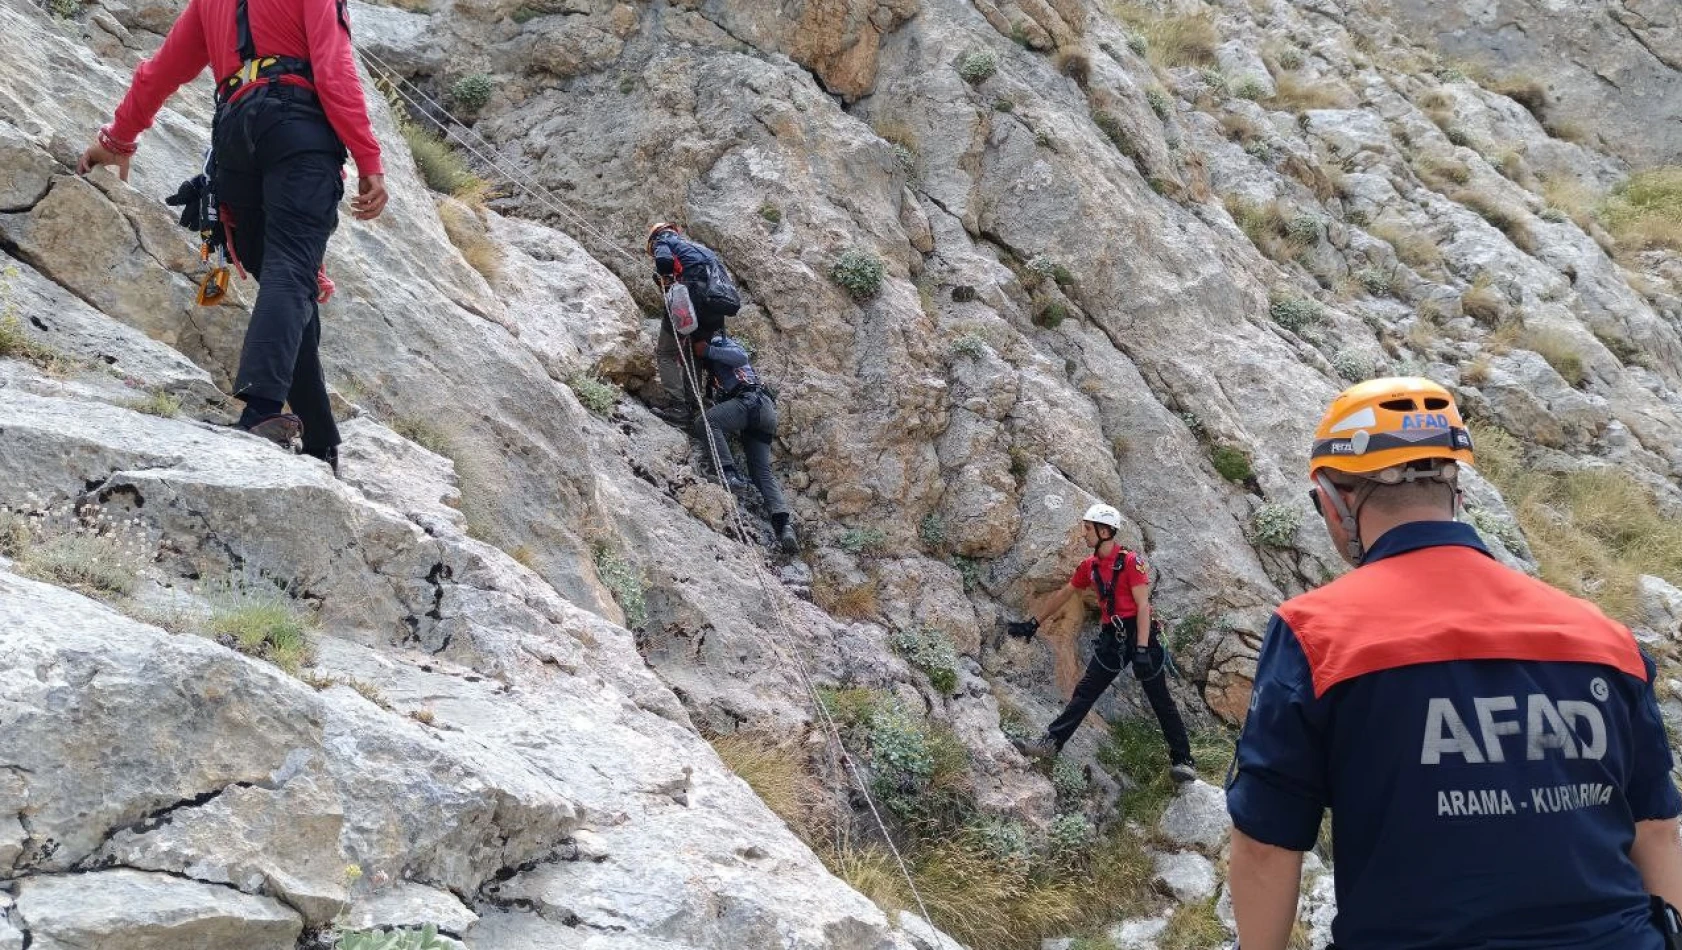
305 445 340 478
242 412 302 448
1169 760 1199 784
1012 733 1058 761
774 517 799 554
650 401 693 427
720 467 752 492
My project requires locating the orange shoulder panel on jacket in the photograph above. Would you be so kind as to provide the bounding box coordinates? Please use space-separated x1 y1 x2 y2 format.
1278 545 1645 697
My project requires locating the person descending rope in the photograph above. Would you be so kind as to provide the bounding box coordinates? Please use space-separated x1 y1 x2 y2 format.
1227 377 1682 950
1005 502 1197 782
78 0 387 474
647 222 740 424
689 331 797 554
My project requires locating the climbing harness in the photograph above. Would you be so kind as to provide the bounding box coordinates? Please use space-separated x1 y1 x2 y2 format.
351 52 953 948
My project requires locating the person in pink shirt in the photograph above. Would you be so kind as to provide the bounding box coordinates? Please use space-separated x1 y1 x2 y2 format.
79 0 388 474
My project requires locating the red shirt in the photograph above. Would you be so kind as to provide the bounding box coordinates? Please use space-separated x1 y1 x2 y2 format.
109 0 383 175
1070 548 1150 622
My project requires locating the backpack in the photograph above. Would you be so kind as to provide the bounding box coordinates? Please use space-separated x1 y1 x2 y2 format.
690 255 742 317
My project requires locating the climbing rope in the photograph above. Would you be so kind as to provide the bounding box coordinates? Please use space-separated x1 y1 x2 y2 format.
359 49 955 948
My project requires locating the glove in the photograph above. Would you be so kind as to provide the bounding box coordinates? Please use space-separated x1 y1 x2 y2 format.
164 175 208 231
1006 618 1039 641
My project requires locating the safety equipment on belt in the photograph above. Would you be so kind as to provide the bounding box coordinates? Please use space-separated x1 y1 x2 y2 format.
1081 502 1123 530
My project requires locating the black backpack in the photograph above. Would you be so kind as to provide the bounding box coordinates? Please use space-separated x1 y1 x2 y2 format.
690 253 742 317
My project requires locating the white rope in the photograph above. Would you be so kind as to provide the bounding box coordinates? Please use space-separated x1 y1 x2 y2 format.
357 47 954 947
356 46 641 266
673 338 952 947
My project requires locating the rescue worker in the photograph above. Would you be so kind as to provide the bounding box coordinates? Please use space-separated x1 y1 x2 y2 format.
1005 502 1197 783
690 330 798 554
647 223 738 422
77 0 388 473
1227 377 1682 950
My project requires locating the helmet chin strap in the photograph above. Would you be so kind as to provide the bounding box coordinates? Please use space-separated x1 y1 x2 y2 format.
1315 472 1375 561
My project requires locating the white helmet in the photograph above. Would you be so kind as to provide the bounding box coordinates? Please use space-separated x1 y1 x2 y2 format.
1081 503 1123 530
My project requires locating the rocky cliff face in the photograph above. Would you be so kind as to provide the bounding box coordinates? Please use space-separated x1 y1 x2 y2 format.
2 0 1681 946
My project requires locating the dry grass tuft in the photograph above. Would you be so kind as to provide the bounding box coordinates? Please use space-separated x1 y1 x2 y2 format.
439 201 502 285
1268 74 1352 111
1601 166 1682 254
1368 218 1443 272
1108 2 1218 69
1471 424 1682 625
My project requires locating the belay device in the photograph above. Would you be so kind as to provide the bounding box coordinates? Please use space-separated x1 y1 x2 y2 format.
165 149 232 306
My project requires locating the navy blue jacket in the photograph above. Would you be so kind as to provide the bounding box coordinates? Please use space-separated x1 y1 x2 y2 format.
1228 521 1681 949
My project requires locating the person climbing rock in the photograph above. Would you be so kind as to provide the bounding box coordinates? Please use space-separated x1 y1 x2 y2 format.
690 331 797 554
1005 502 1196 782
1227 377 1682 950
647 222 740 423
77 0 387 475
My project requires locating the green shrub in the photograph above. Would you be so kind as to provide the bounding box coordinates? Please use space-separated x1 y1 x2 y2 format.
832 248 886 300
1275 46 1304 70
125 389 182 418
1047 814 1095 858
1233 76 1269 100
1286 214 1322 245
449 73 493 112
400 123 486 199
1146 86 1172 119
840 527 887 553
1126 32 1148 56
593 544 647 628
0 315 68 371
1036 300 1069 328
1249 503 1302 548
968 817 1031 865
1268 293 1324 333
1332 349 1373 383
817 687 885 730
993 98 1015 113
759 202 783 224
890 626 960 695
958 49 999 84
568 373 617 414
1051 757 1089 802
208 583 313 673
949 556 983 593
919 513 947 547
1092 111 1138 159
1356 266 1396 297
949 334 988 360
19 531 143 596
891 143 916 173
1210 444 1254 483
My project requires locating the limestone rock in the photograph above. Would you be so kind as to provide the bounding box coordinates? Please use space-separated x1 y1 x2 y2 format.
1153 849 1218 903
1106 915 1170 949
1386 0 1682 166
1640 575 1682 642
14 869 302 950
342 883 479 935
1158 780 1231 851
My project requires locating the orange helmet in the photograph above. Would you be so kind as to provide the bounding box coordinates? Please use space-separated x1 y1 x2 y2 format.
1309 377 1473 478
646 222 680 256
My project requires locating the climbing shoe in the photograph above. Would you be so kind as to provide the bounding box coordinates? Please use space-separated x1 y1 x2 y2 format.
241 412 302 448
1012 733 1058 761
773 514 798 553
720 467 752 492
651 401 693 427
1169 760 1198 784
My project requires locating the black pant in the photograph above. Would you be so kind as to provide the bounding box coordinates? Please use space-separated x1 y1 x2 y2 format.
212 86 346 456
1046 616 1194 762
